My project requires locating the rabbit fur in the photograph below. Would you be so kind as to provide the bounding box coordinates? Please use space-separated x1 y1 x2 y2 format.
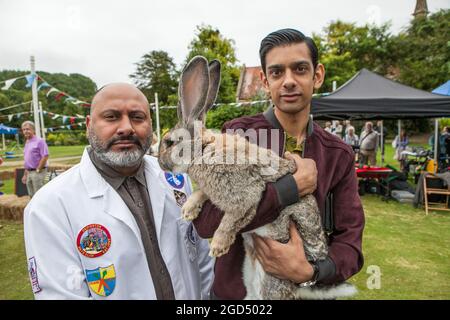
157 56 356 300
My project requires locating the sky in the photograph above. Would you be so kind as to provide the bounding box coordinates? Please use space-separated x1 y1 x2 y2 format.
0 0 449 88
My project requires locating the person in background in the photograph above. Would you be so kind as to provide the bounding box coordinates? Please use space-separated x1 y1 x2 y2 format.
332 120 343 139
344 126 359 147
324 121 332 133
359 121 378 166
393 129 409 171
21 121 49 197
344 120 352 136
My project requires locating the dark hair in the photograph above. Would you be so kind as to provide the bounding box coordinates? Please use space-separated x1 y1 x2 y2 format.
259 28 319 74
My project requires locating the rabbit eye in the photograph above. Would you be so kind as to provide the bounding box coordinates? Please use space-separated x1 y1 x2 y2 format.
165 139 174 148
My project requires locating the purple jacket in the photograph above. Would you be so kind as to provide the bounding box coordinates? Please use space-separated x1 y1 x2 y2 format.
193 107 365 299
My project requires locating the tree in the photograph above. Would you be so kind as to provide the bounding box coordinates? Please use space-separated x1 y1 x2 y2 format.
314 21 393 93
392 9 450 91
130 50 178 105
185 25 241 103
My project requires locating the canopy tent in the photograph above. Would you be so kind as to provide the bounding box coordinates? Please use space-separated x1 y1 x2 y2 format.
0 124 19 151
0 124 19 135
311 69 450 169
311 69 450 120
432 80 450 96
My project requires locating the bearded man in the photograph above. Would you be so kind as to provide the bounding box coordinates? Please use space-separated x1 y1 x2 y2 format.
23 83 214 300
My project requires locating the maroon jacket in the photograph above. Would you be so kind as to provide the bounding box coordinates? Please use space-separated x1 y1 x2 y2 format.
193 107 365 299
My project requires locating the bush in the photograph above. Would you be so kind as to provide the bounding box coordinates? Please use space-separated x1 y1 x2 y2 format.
45 132 87 146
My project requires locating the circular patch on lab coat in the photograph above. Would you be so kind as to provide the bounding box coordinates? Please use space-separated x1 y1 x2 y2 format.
164 172 185 189
77 224 111 258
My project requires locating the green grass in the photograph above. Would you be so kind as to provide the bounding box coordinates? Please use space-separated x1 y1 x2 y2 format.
1 179 14 195
0 220 33 300
1 195 449 300
1 145 85 165
347 195 450 300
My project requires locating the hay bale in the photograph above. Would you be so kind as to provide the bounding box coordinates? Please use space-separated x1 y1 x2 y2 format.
0 194 30 222
0 170 15 180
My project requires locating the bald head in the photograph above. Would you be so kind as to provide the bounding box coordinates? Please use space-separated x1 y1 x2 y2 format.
87 83 153 173
91 83 149 115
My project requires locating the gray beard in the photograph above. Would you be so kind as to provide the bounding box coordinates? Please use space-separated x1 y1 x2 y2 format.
88 127 151 169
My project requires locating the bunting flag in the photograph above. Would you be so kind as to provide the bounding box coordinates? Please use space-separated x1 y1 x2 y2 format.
37 74 91 107
8 114 14 122
1 78 19 90
25 74 36 88
46 87 59 97
54 92 65 101
65 96 76 103
37 82 51 91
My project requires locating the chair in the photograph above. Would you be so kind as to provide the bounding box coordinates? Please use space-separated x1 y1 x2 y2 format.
423 174 450 215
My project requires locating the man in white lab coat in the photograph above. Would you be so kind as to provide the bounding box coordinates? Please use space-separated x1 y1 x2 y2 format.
24 83 214 299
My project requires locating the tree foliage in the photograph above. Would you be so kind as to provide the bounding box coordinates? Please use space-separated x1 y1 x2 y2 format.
314 21 394 93
185 25 241 103
392 9 450 91
129 50 178 105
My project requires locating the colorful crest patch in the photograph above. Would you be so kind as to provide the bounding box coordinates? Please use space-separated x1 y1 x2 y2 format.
164 172 185 189
85 264 116 297
77 224 111 258
173 190 187 207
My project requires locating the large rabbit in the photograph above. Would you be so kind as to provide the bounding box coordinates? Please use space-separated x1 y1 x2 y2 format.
158 56 356 300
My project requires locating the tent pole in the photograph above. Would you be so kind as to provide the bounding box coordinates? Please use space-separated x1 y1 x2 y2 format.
381 120 384 165
434 118 439 173
2 134 5 150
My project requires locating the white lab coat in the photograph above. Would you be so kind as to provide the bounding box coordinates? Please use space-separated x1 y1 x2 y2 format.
24 149 214 300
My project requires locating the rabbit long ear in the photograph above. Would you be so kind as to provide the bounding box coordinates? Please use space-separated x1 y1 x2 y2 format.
178 56 209 124
203 59 221 114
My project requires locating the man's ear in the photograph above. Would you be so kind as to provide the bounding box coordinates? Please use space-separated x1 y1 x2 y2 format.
86 115 91 131
260 70 270 94
313 63 325 90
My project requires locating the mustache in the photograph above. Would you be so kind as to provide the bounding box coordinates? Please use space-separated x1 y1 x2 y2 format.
106 135 142 149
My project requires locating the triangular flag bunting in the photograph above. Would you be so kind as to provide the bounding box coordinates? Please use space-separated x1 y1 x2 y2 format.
46 87 59 97
1 78 18 90
25 74 36 88
37 82 51 91
55 92 66 101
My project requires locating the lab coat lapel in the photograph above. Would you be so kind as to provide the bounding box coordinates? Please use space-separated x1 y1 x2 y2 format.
143 158 166 243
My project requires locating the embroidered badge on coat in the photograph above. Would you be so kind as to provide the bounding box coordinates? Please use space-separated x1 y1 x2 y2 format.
28 257 42 294
85 264 116 297
173 190 187 207
77 224 111 258
164 172 185 189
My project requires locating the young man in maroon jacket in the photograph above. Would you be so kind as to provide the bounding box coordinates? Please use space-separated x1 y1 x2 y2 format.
193 28 365 299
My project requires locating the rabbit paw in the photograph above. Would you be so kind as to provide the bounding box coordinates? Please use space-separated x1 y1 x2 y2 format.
181 197 202 221
209 233 232 257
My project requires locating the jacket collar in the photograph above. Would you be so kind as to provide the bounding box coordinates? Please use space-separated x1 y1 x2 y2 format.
263 104 314 137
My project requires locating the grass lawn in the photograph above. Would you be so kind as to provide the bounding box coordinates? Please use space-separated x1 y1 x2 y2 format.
1 145 86 168
1 195 449 300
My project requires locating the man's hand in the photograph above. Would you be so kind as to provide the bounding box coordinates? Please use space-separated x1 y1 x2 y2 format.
21 172 27 184
252 221 314 284
285 152 317 196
